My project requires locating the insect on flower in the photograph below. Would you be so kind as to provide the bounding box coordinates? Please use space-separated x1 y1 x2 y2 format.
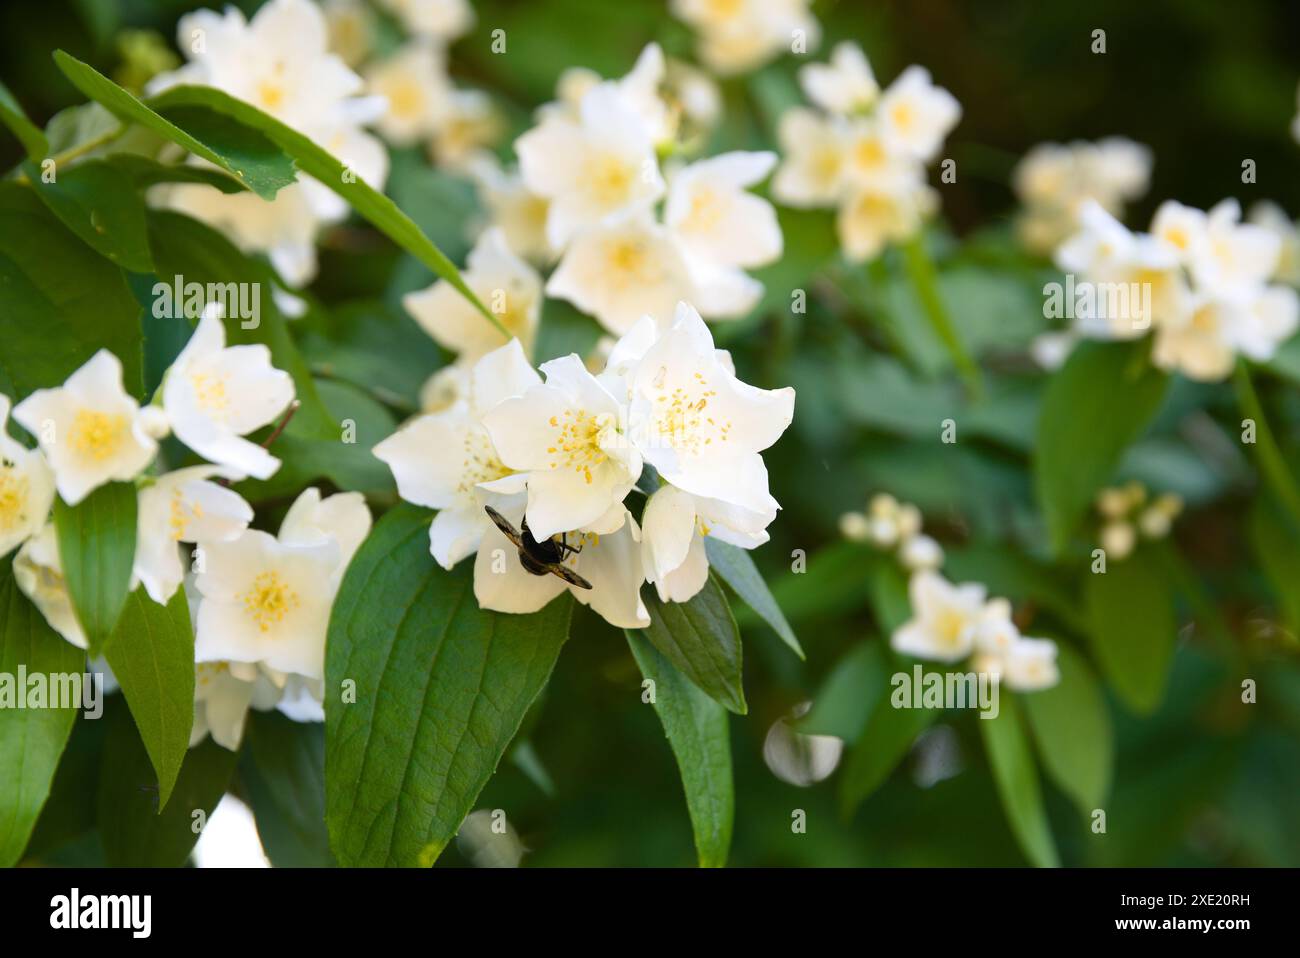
483 505 592 590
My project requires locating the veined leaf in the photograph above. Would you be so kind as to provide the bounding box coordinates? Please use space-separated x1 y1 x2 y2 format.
240 711 334 868
53 50 295 199
53 481 137 658
26 158 153 272
626 631 734 868
1021 643 1113 816
979 693 1061 868
0 183 142 401
102 588 195 809
1084 549 1177 714
0 562 86 866
704 537 802 659
97 697 238 867
325 504 572 867
145 83 500 334
0 79 49 160
1034 340 1167 555
642 576 746 715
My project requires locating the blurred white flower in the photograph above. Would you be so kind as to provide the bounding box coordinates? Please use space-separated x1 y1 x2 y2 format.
162 314 295 480
13 350 157 506
772 108 849 208
13 523 86 649
365 42 451 146
892 571 986 663
876 66 961 163
378 0 474 43
466 154 555 264
798 41 878 115
671 0 820 76
0 394 55 560
404 227 542 360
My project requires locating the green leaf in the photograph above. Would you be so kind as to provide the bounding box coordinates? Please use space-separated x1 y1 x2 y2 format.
979 693 1060 867
1021 643 1113 816
704 537 802 659
54 481 137 658
838 659 939 816
325 504 573 867
626 630 733 868
0 79 48 160
102 588 195 809
0 183 143 401
1034 340 1168 554
145 83 501 334
53 50 295 199
1083 549 1177 714
26 158 153 271
798 641 889 740
0 563 86 866
97 697 238 867
1249 494 1300 634
239 711 334 868
641 576 746 715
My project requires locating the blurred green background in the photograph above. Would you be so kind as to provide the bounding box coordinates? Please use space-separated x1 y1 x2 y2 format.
5 0 1300 867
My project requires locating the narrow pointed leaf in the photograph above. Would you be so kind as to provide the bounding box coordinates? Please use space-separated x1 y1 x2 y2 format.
979 693 1061 867
626 630 733 867
642 576 746 715
1084 549 1177 714
704 537 802 659
0 79 49 160
53 481 137 658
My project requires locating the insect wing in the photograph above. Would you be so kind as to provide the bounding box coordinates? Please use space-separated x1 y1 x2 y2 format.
484 505 525 550
548 563 593 590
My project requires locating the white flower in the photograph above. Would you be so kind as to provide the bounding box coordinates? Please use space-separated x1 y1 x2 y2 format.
671 0 820 76
1151 294 1243 381
892 571 986 663
876 66 961 163
772 108 849 208
162 314 295 480
836 179 937 263
798 41 878 115
1100 520 1136 561
191 660 283 751
1187 199 1281 301
194 488 370 679
627 302 793 517
640 482 773 604
0 394 55 559
483 355 642 541
378 0 474 42
374 339 540 568
134 465 253 605
665 151 782 319
323 0 374 67
978 637 1060 691
403 228 542 360
546 214 693 335
365 42 451 146
473 500 649 629
430 88 502 171
899 533 944 571
12 350 158 506
517 84 665 249
1247 202 1300 285
13 523 86 649
466 154 555 264
418 362 471 412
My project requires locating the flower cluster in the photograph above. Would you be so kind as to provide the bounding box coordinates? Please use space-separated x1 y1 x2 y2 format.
773 42 961 262
404 43 780 357
1 317 355 750
670 0 820 76
1050 198 1300 380
1013 137 1151 256
839 492 943 573
1094 481 1182 561
147 0 390 288
841 493 1060 691
374 301 795 625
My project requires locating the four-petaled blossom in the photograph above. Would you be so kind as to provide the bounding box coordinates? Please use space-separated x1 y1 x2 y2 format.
374 339 539 568
484 355 642 540
163 314 296 480
0 394 55 559
13 350 160 506
195 487 370 680
798 41 879 116
892 571 987 663
404 228 543 360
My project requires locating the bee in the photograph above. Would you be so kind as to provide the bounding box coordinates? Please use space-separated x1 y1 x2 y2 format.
484 505 593 590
